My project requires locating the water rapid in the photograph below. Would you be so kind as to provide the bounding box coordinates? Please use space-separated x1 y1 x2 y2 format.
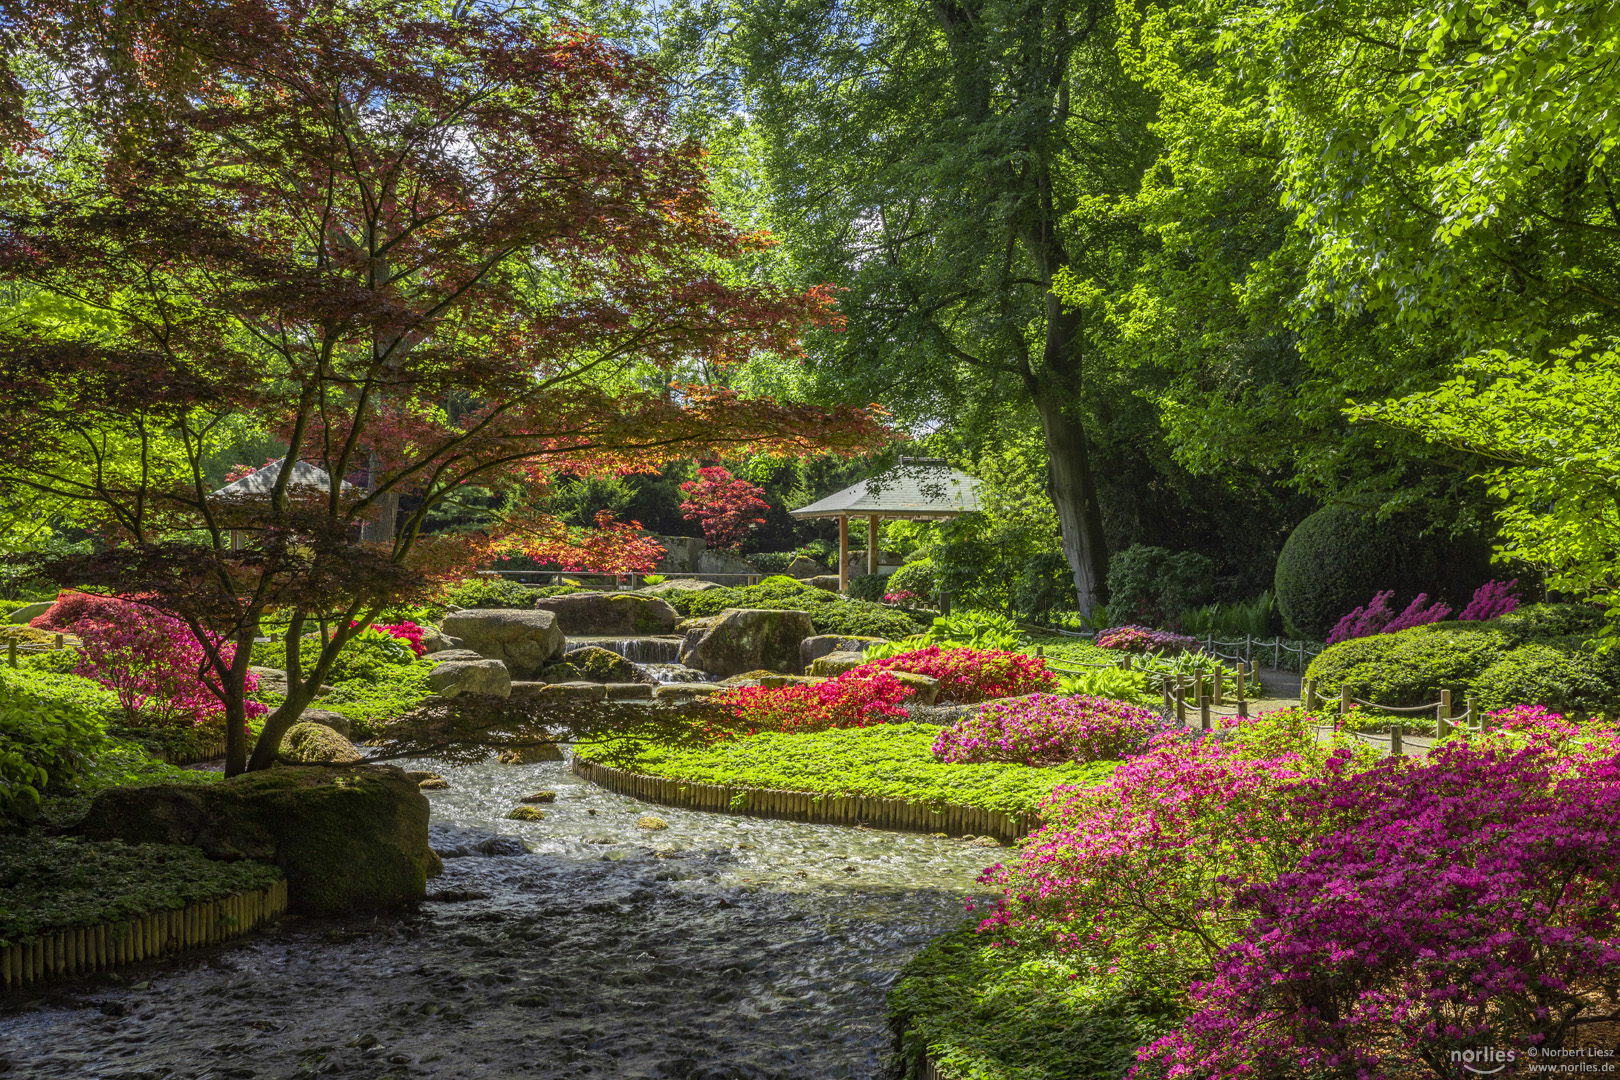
0 752 996 1079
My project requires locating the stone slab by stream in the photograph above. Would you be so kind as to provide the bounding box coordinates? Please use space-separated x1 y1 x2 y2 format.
0 753 995 1079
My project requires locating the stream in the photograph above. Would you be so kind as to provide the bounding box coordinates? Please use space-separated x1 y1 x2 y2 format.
0 752 996 1080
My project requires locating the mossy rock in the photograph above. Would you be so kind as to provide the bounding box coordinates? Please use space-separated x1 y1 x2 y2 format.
561 645 642 683
520 790 556 803
498 743 565 763
282 722 361 764
539 662 585 683
506 806 545 821
74 765 438 916
636 815 668 830
531 592 679 636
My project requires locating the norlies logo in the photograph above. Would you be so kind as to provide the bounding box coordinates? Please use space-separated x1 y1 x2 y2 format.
1453 1048 1518 1075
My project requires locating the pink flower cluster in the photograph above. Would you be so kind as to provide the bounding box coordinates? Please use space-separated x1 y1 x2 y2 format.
718 670 914 734
38 593 265 729
850 645 1056 703
1328 580 1520 644
354 620 425 657
882 590 922 604
931 693 1161 766
1096 625 1197 654
1137 737 1620 1079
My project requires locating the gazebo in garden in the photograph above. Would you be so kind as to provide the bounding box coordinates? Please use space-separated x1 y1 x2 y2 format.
788 457 983 591
211 459 353 549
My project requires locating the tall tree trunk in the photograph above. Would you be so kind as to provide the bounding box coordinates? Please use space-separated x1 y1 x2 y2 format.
1035 394 1109 613
222 626 256 776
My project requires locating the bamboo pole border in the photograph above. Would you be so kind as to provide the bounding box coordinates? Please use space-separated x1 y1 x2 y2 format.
0 878 288 993
153 740 229 767
571 755 1039 843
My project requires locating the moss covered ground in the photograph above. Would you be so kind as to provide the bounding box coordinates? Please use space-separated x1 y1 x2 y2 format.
887 924 1175 1080
0 834 282 945
578 723 1115 817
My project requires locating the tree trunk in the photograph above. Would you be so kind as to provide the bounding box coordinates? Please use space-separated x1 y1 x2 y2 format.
222 627 257 777
247 691 319 772
1036 394 1109 615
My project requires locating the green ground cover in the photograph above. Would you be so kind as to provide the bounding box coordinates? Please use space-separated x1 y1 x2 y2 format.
0 834 282 945
1022 637 1117 667
887 924 1174 1080
579 723 1115 817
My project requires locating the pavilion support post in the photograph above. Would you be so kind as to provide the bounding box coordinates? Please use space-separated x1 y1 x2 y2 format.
867 515 879 577
838 515 850 593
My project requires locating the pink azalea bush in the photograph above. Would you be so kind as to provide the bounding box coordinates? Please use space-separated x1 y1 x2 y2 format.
1136 736 1620 1079
1325 589 1396 644
1459 578 1520 621
932 693 1161 766
1380 591 1451 633
851 645 1057 703
46 594 265 729
1097 625 1198 654
974 717 1331 988
882 589 922 604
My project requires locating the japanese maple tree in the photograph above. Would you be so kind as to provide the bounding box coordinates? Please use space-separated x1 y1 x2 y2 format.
0 0 883 774
679 466 770 550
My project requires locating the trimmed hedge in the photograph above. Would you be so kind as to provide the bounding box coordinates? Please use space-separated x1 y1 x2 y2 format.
1303 604 1618 712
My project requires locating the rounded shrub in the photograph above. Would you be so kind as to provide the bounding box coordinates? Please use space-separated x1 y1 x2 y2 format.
846 573 887 602
445 577 538 609
1304 625 1513 706
811 600 924 639
1274 506 1490 640
1470 643 1613 713
886 558 937 600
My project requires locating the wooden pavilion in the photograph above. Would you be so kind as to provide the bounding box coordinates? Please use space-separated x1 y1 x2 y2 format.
788 457 983 591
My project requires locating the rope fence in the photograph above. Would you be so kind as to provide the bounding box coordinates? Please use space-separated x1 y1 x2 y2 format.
1036 628 1325 673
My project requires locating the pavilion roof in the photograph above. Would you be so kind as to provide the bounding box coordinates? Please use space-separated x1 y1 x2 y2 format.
211 459 351 496
788 458 983 520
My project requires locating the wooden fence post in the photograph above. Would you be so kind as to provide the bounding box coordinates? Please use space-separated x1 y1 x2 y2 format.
1213 666 1224 707
1175 678 1187 727
1438 688 1452 739
1200 698 1211 731
6 639 14 668
1467 694 1479 731
1391 723 1403 758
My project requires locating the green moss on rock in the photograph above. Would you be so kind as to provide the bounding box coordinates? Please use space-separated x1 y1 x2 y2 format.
281 721 361 763
561 646 641 683
74 765 437 916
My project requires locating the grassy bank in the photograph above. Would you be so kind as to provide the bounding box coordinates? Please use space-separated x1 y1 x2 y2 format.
578 723 1115 818
887 924 1174 1080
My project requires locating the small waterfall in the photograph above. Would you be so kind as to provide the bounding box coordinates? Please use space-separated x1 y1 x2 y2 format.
566 636 683 664
637 662 720 685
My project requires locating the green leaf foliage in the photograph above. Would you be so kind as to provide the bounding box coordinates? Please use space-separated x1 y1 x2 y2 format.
664 575 929 639
579 723 1116 818
0 667 113 824
887 924 1175 1080
0 834 281 945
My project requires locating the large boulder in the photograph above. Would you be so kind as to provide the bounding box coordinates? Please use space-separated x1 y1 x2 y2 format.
417 623 452 654
76 766 438 915
438 609 566 678
428 655 512 699
561 645 644 683
282 722 362 763
800 635 886 669
785 557 825 580
300 708 353 738
679 608 814 678
532 593 678 636
7 600 53 625
640 579 723 595
809 650 868 677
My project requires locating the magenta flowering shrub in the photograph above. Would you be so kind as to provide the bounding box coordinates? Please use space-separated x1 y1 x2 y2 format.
1136 739 1620 1079
1459 578 1520 620
357 620 425 657
975 726 1317 987
1380 591 1452 633
1328 589 1452 643
1097 625 1198 654
932 693 1161 766
69 598 264 729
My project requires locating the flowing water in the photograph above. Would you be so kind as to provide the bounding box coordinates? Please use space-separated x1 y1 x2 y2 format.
0 753 997 1080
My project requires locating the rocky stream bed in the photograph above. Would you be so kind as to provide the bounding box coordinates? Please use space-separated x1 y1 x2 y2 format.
0 753 996 1080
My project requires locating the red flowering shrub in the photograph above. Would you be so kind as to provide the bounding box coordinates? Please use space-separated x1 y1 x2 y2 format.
355 620 425 657
679 466 769 551
718 670 914 734
851 645 1056 703
57 596 265 729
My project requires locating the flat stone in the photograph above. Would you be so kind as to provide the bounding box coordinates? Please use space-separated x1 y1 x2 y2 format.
604 682 654 700
892 671 941 705
428 657 512 699
653 684 724 699
784 557 826 579
800 635 885 669
807 575 841 592
532 681 607 702
300 708 353 738
7 600 52 625
808 650 868 677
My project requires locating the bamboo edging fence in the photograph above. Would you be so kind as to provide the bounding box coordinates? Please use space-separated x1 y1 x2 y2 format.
1 878 288 992
572 755 1039 843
